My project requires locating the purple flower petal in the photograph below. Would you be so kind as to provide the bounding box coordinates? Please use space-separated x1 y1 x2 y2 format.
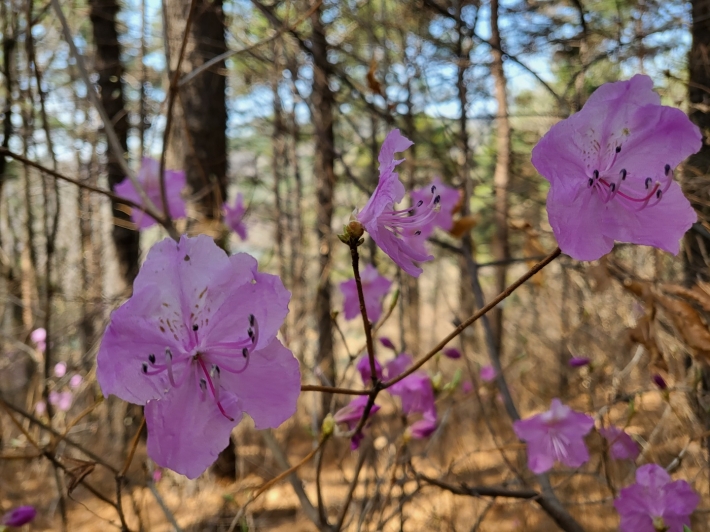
379 337 396 350
356 355 382 385
600 426 640 461
114 157 187 229
480 365 496 382
615 464 700 532
2 506 37 527
410 176 460 236
339 264 392 323
224 192 248 240
513 398 594 474
443 347 462 359
532 75 701 261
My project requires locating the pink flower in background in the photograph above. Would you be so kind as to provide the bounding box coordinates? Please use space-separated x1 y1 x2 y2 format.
462 381 474 394
614 464 699 532
356 355 382 384
532 75 701 261
31 328 46 352
340 264 392 324
600 426 640 461
54 362 67 378
334 395 381 450
2 506 36 527
69 374 83 389
513 398 594 474
480 365 496 382
49 390 73 412
410 176 460 237
223 192 248 240
442 347 462 359
355 129 439 277
115 157 187 229
409 410 438 439
384 353 413 382
97 235 300 478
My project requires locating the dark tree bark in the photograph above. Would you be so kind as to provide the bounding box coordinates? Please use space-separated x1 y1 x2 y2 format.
490 0 511 354
310 4 336 414
684 0 710 490
166 0 227 233
89 0 138 286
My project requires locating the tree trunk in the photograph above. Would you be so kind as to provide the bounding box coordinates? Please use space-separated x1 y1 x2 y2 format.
310 5 336 415
684 0 710 491
166 0 227 235
489 0 511 355
89 0 138 286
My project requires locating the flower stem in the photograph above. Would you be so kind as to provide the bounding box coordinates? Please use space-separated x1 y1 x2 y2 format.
348 238 378 388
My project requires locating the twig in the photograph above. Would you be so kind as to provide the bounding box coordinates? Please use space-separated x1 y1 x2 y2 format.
348 237 378 386
334 444 370 530
301 384 368 395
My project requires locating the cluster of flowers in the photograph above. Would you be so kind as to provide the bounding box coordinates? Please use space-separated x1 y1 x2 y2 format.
334 339 440 448
29 328 83 415
115 157 248 239
515 399 700 531
89 75 702 531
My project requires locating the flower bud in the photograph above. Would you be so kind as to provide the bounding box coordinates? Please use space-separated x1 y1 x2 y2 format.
321 413 335 437
2 506 36 527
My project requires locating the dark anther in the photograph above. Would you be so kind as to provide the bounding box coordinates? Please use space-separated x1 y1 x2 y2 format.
664 164 671 176
408 209 415 215
247 328 254 339
434 195 441 204
431 185 437 194
620 169 627 180
192 324 199 331
199 378 207 391
215 365 220 375
249 314 255 327
417 200 424 207
242 348 249 358
610 183 616 192
588 178 594 187
165 348 173 359
414 230 422 236
615 145 621 153
656 189 662 199
645 177 653 189
141 363 148 374
148 353 156 364
593 170 599 180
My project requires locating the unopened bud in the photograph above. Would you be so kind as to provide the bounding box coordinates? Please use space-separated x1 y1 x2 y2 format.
321 413 335 437
347 220 364 239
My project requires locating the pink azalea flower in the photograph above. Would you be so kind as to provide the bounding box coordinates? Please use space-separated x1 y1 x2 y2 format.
223 192 248 240
54 362 67 378
480 365 496 382
462 381 474 394
334 395 381 450
49 390 73 412
531 75 701 261
355 130 439 277
114 157 187 230
379 337 396 351
35 400 46 415
600 425 640 461
409 410 438 439
384 353 413 382
96 235 300 478
2 506 37 527
69 374 83 389
614 464 700 532
339 264 392 323
31 327 46 352
410 176 460 237
513 398 594 474
356 355 382 385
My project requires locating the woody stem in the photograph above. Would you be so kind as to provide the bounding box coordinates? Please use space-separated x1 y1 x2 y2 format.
348 239 378 388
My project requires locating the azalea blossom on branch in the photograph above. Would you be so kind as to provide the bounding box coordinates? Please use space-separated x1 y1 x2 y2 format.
97 235 300 478
339 264 392 323
532 75 701 261
114 157 187 230
355 129 440 277
614 464 699 532
223 192 248 240
513 398 594 474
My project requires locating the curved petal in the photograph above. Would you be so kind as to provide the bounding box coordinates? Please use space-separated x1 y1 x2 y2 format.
339 278 361 320
378 129 413 174
367 224 432 277
615 484 655 532
603 181 696 255
145 382 242 479
546 184 614 260
219 338 300 429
